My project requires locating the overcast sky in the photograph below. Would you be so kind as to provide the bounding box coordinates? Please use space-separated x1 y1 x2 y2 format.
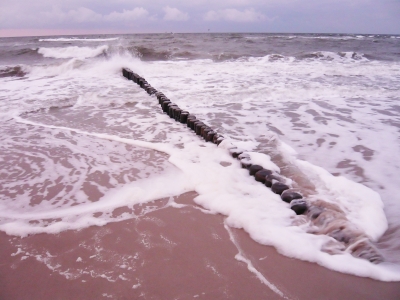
0 0 399 37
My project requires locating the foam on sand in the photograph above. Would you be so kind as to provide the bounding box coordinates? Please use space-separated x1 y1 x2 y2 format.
1 115 398 281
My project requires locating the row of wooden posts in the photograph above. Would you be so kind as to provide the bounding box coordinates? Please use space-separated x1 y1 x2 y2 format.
122 67 308 215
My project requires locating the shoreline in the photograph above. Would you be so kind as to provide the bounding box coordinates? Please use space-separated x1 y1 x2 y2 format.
1 192 399 300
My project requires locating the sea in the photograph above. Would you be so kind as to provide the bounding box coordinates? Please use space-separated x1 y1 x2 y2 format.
0 33 399 281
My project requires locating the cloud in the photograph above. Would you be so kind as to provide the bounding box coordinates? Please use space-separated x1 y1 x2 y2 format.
204 8 267 22
163 6 189 21
40 7 149 24
67 7 102 23
104 8 149 22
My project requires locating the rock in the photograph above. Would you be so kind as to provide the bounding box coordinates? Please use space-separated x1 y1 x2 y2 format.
155 92 165 100
254 169 273 183
180 112 189 124
141 80 148 88
212 134 221 144
271 182 290 195
216 137 224 145
201 126 212 139
265 174 285 188
195 122 205 135
238 153 252 169
206 130 215 142
174 108 182 121
131 73 140 83
162 101 172 112
159 96 168 105
230 149 243 158
249 165 263 176
168 105 179 118
241 160 252 169
122 68 132 79
213 134 225 145
187 115 197 128
136 77 143 86
193 121 203 132
281 189 303 203
147 88 157 95
290 199 308 215
144 85 154 94
238 153 250 160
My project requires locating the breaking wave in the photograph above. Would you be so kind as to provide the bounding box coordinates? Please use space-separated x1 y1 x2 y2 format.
38 45 109 60
39 37 119 42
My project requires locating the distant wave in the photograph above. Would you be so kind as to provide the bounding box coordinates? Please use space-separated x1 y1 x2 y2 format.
243 51 369 64
38 45 108 59
39 37 119 42
298 51 369 62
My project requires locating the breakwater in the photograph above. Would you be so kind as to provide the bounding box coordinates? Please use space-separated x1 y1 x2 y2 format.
122 67 384 264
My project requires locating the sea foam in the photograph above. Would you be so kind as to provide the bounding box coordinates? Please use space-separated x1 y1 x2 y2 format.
38 45 108 59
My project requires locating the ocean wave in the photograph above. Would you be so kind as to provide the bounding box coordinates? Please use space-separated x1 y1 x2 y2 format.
298 51 369 62
0 65 27 78
38 45 108 59
129 46 172 61
297 35 366 41
39 37 119 42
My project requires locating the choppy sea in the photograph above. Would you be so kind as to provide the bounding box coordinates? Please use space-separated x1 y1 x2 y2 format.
1 33 399 281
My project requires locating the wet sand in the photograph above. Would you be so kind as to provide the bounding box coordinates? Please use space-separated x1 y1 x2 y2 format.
1 192 399 300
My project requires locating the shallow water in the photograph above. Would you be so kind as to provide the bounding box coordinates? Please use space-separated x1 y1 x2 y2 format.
0 33 400 280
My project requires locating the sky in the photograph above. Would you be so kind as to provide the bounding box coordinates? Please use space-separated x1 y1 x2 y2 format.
0 0 399 37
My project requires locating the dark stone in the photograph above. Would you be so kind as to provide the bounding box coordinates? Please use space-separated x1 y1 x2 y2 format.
148 88 157 95
180 112 189 124
230 149 243 159
238 153 250 160
249 165 263 176
213 134 224 144
271 182 290 195
187 116 197 128
265 174 284 188
216 137 224 145
131 73 139 83
136 77 144 86
122 68 132 79
241 160 252 169
174 108 182 121
162 101 172 112
290 200 308 215
195 123 205 135
212 134 220 144
281 189 303 203
254 169 273 183
193 121 203 132
155 92 164 99
168 105 179 118
206 131 215 142
159 97 169 105
201 126 211 138
139 79 148 88
203 128 213 140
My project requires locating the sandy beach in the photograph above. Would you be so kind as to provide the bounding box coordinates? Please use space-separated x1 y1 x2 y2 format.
1 191 399 300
